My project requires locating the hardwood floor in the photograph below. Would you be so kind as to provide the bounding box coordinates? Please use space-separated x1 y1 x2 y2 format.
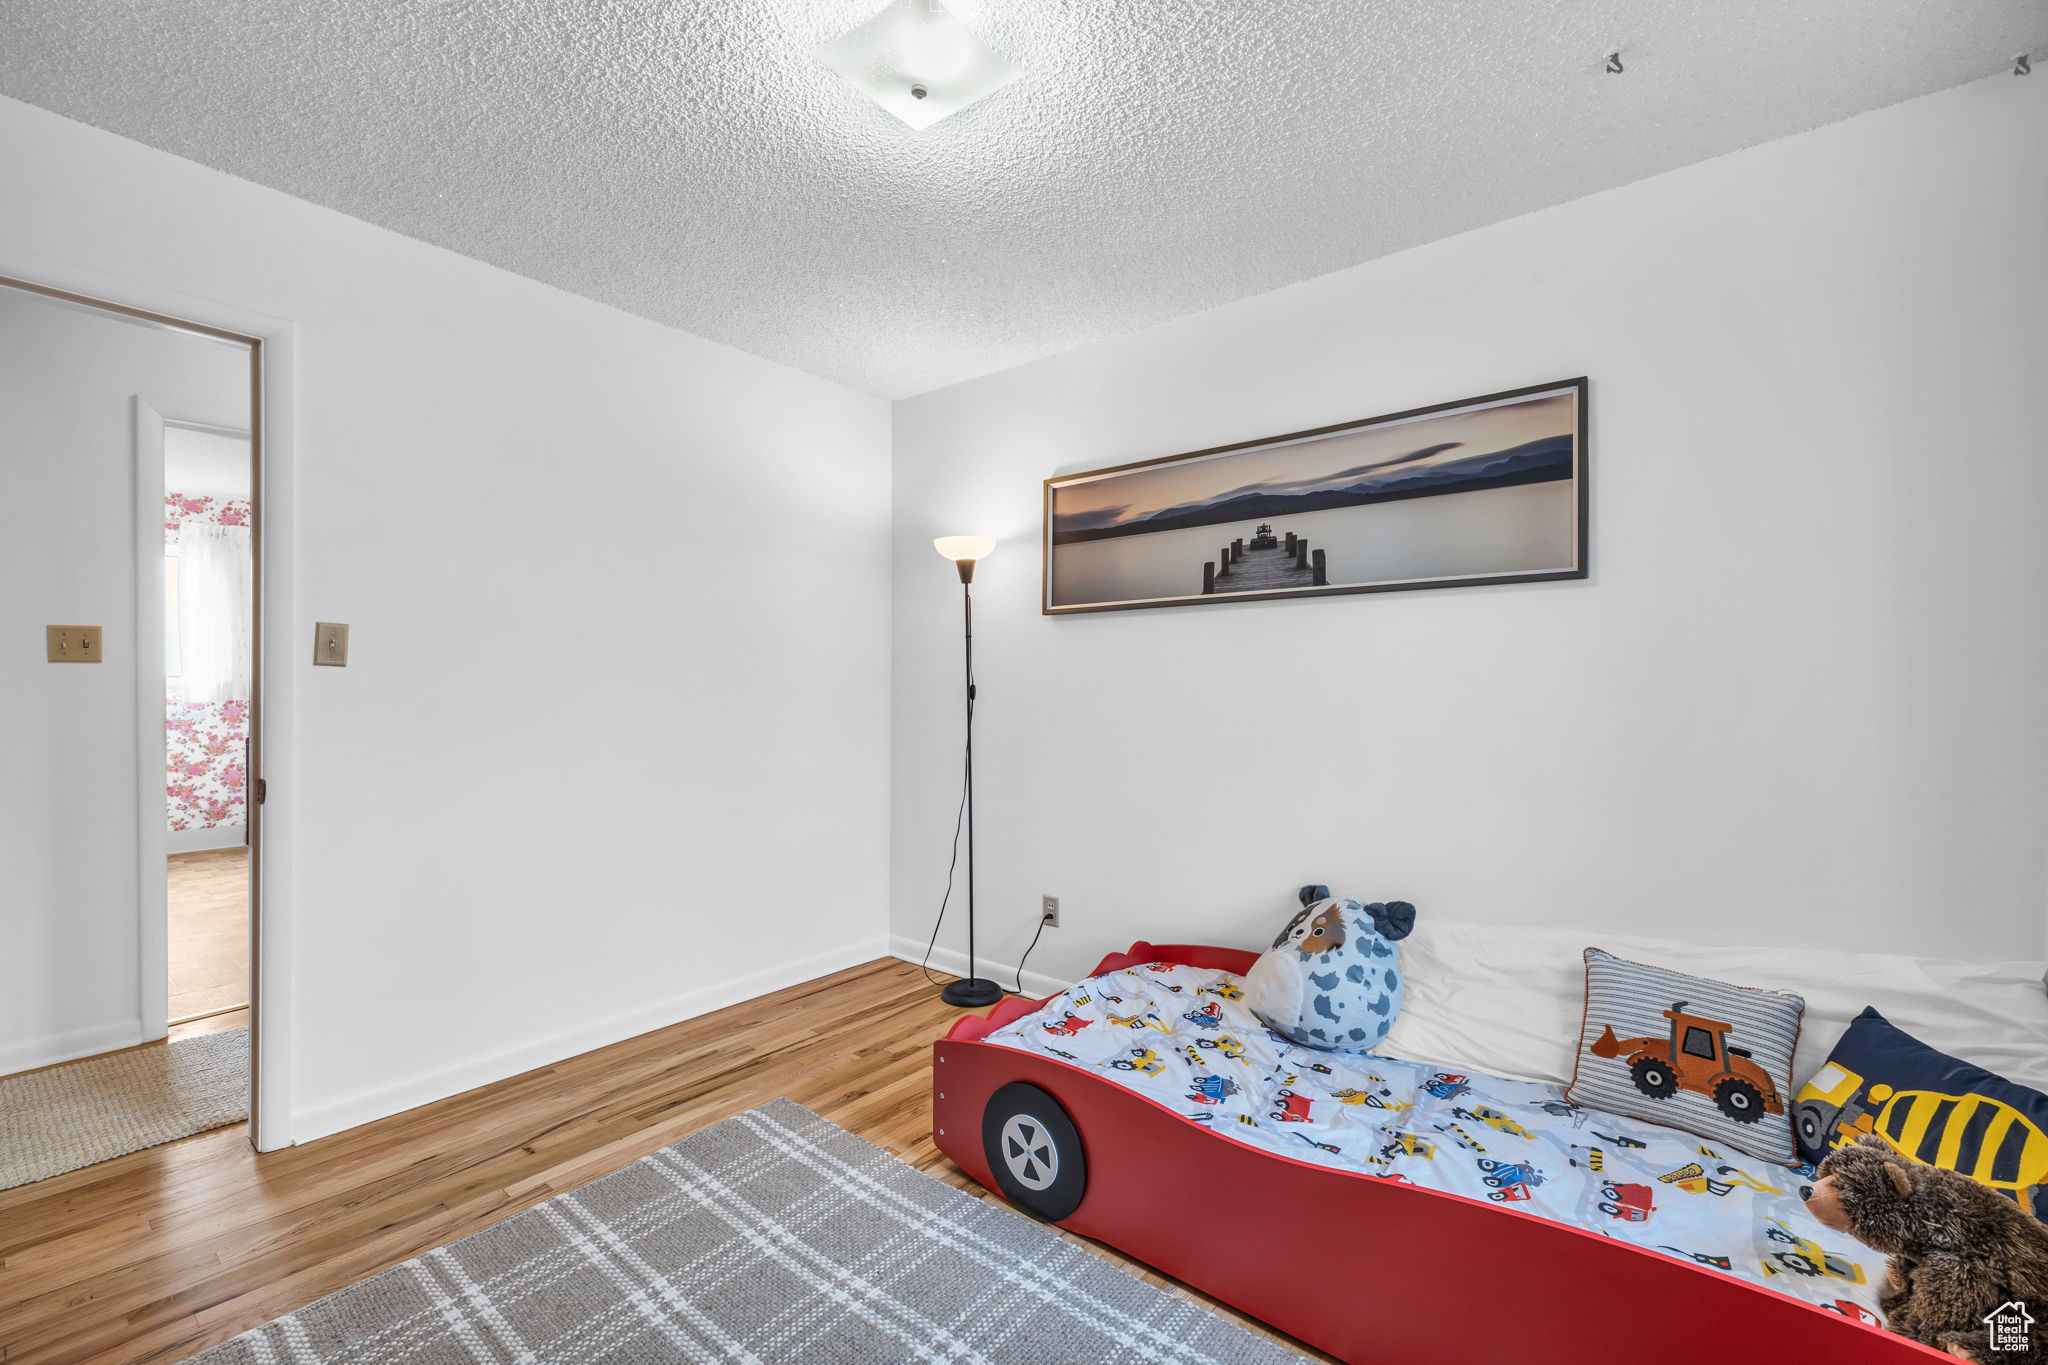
166 849 248 1021
0 958 1325 1364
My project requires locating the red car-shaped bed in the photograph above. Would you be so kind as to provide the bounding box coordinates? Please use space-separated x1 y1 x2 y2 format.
930 940 1949 1365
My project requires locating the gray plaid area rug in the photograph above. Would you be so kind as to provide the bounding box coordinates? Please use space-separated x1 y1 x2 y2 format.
192 1099 1303 1364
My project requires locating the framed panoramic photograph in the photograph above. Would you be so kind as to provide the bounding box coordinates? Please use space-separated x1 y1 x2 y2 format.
1042 377 1588 614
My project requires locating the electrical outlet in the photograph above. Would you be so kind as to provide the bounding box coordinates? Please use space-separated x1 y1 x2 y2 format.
1041 895 1060 927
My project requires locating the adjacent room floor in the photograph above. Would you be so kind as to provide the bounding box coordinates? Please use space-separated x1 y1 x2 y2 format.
167 847 248 1022
0 959 1328 1365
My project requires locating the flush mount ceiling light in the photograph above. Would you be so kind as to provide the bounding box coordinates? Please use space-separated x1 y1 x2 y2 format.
817 0 1018 130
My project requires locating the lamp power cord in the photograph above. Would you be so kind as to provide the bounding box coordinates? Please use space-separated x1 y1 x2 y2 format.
919 669 1047 998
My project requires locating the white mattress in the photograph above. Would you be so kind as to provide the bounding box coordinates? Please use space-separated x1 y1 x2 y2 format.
1379 921 2048 1093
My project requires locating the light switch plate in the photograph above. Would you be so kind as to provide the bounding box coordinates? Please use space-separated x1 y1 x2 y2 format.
313 622 350 666
47 625 102 662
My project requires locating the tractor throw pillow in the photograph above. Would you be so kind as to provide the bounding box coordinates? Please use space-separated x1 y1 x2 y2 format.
1244 884 1415 1053
1566 948 1806 1166
1794 1007 2048 1221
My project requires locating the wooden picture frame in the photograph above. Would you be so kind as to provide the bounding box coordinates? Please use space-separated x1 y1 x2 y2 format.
1042 378 1588 615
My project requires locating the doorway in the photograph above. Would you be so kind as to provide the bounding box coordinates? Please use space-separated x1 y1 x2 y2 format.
0 273 267 1165
161 421 254 1035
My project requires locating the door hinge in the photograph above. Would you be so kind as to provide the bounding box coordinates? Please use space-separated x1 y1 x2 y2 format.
255 778 267 805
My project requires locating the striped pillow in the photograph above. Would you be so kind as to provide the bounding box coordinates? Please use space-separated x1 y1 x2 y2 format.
1567 948 1806 1165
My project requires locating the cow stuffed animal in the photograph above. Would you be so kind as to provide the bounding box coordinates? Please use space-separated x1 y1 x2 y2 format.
1804 1135 2048 1362
1244 885 1415 1053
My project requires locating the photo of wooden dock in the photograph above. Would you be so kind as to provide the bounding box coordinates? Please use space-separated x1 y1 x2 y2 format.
1201 523 1329 595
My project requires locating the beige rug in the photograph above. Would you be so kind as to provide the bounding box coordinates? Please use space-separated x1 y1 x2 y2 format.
0 1028 247 1190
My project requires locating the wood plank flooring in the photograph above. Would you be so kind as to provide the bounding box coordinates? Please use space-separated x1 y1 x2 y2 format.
166 849 247 1022
0 959 1325 1364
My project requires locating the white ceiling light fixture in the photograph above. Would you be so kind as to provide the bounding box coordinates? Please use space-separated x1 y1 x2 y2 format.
817 0 1018 130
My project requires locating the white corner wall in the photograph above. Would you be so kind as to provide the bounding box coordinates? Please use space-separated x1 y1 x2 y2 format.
891 73 2048 984
0 96 893 1142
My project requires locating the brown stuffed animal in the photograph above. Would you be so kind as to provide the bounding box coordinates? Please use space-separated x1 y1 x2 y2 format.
1804 1134 2048 1362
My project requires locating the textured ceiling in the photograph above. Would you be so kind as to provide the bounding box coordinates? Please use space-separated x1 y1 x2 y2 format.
166 426 253 501
1 2 2040 397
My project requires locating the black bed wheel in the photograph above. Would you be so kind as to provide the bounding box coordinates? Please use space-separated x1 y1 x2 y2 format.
1630 1056 1679 1099
1714 1076 1766 1124
981 1082 1087 1223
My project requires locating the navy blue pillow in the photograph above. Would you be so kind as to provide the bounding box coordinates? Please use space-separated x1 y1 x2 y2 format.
1793 1007 2048 1222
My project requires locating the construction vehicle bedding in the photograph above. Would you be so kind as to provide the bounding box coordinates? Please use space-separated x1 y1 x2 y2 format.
985 958 1888 1326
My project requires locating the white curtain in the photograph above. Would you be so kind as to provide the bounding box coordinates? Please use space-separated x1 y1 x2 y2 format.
167 522 253 704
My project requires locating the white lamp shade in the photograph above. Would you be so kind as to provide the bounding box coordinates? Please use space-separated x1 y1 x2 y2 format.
933 535 996 562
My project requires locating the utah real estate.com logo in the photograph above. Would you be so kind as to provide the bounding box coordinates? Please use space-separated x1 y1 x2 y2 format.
1986 1302 2034 1354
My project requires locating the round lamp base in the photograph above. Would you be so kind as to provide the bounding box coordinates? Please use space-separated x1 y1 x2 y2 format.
940 977 1005 1008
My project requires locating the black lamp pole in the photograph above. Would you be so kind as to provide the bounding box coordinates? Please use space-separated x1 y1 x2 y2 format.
941 555 1003 1008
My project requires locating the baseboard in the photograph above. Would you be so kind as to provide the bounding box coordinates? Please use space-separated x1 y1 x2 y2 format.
0 1019 146 1078
168 825 246 854
289 934 893 1145
888 936 1071 1002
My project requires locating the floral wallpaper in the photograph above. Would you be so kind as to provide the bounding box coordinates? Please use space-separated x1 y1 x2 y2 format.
165 490 251 833
168 700 249 832
165 492 251 531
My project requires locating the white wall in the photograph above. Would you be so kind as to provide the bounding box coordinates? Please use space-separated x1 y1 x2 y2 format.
0 96 894 1140
891 73 2048 989
0 290 248 1073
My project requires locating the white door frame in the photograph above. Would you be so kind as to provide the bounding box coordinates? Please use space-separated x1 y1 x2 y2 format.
133 398 171 1046
1 248 300 1152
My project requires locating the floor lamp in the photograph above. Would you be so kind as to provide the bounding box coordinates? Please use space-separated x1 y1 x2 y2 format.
934 535 1003 1008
